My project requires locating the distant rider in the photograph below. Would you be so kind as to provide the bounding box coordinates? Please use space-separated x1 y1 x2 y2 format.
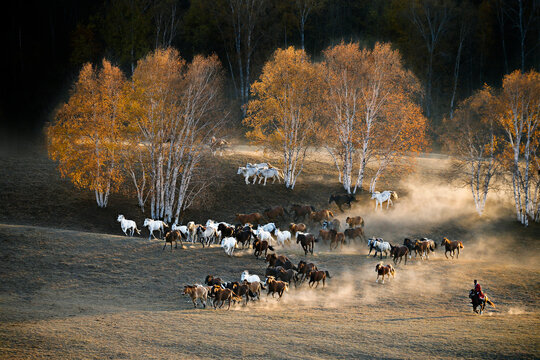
473 279 484 301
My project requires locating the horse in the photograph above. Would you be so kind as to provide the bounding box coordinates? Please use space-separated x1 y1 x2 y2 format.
275 229 292 247
253 239 274 259
414 238 437 259
345 216 364 228
328 229 346 250
403 238 416 258
344 227 365 243
241 270 261 284
265 253 295 270
375 263 395 284
237 166 260 184
234 228 253 249
441 237 464 259
264 206 289 221
221 237 237 257
211 286 234 310
329 194 356 212
390 245 409 265
296 232 315 255
256 167 283 185
265 276 289 299
259 222 277 234
235 213 264 225
163 230 183 251
289 223 307 237
469 289 495 314
143 218 168 240
368 238 391 259
217 223 235 238
309 209 334 224
196 225 217 247
117 215 141 236
204 275 222 286
290 204 316 221
182 285 208 308
210 136 229 156
276 268 298 287
322 218 341 231
371 191 398 210
254 227 274 246
297 261 318 282
308 270 331 288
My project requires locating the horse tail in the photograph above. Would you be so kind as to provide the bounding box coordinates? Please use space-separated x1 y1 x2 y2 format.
459 242 464 249
135 227 141 234
268 245 274 251
325 270 332 279
486 298 495 307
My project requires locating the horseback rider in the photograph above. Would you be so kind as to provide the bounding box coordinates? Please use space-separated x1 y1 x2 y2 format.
473 279 485 302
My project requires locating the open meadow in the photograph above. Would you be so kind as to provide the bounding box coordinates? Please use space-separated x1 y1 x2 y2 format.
0 141 539 359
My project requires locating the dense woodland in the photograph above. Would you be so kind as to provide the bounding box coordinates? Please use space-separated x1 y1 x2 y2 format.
4 0 540 137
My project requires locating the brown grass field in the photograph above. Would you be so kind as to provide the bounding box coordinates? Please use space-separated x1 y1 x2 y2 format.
0 140 539 359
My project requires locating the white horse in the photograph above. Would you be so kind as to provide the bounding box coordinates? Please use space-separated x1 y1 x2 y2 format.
171 223 189 240
221 237 237 257
259 222 277 233
247 162 272 169
371 191 398 210
256 167 283 185
143 218 168 240
117 215 141 236
275 229 291 247
241 270 261 283
368 237 391 259
237 166 260 184
254 226 274 244
197 225 217 246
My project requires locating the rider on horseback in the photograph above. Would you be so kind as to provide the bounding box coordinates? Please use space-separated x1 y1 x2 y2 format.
474 279 485 301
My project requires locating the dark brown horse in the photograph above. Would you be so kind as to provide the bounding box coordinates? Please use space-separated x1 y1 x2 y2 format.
276 268 298 287
297 233 315 255
264 206 289 221
265 253 295 270
469 289 495 314
390 245 409 265
375 263 395 284
308 270 331 288
344 227 365 242
205 275 222 286
329 194 356 212
266 276 289 299
211 285 234 310
297 261 318 282
290 204 316 221
441 237 464 259
253 239 274 259
328 229 346 250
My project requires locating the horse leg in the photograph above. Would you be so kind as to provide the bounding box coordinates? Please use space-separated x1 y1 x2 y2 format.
456 248 460 258
381 275 385 284
162 243 166 251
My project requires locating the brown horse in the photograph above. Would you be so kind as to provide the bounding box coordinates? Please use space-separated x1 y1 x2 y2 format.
346 216 364 228
390 245 409 265
266 276 289 299
309 209 334 223
375 263 395 284
235 212 264 225
297 233 315 255
264 206 288 221
344 227 365 242
441 237 464 259
253 239 274 259
297 261 318 282
318 229 334 244
328 229 346 250
308 270 331 288
211 285 234 310
290 204 316 221
182 285 208 308
276 268 298 287
205 275 222 286
231 282 251 305
289 223 307 236
265 254 295 270
163 230 183 251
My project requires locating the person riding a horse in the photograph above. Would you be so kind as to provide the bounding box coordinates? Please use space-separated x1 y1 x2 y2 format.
474 279 484 301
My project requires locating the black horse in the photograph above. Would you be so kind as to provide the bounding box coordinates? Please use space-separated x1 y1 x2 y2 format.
469 289 495 314
329 194 356 212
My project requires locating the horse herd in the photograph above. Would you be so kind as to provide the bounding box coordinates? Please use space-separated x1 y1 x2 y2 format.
116 192 465 311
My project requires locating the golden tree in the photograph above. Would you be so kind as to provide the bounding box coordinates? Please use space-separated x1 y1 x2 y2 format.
322 42 427 194
47 59 126 208
245 47 324 189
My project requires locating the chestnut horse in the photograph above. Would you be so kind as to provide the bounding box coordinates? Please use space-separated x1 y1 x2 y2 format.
441 237 464 259
235 213 264 225
346 216 364 228
308 270 331 288
328 229 346 250
297 261 318 282
253 239 274 259
375 263 395 284
289 223 307 236
264 206 288 221
290 204 316 221
163 230 183 251
309 209 334 223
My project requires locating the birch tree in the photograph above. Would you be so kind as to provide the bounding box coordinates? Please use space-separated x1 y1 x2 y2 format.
131 48 225 222
495 70 540 225
47 60 126 208
447 86 502 216
245 47 323 189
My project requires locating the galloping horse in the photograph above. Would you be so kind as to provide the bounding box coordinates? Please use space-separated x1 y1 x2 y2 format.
441 237 464 259
371 191 398 210
469 289 495 314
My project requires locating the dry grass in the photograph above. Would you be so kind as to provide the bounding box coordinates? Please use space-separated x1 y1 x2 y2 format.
0 141 539 359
